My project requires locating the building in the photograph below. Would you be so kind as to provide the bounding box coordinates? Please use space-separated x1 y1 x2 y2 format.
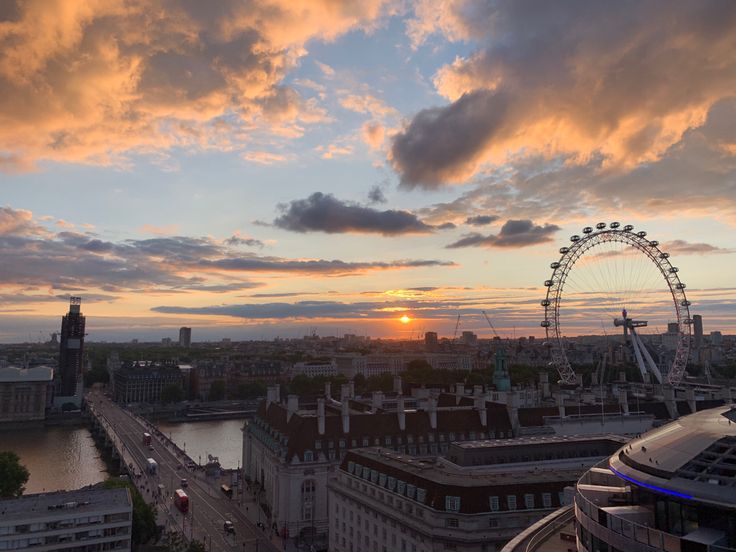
0 366 54 423
242 382 514 544
191 361 228 400
179 327 192 348
329 435 626 552
424 332 438 350
692 314 703 351
0 487 132 551
461 331 478 347
521 405 736 552
112 361 183 403
290 361 338 379
58 297 85 397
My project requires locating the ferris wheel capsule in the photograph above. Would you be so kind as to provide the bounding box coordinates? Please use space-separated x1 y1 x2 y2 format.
541 299 551 307
676 282 686 289
570 235 580 242
550 261 560 269
681 300 691 307
649 240 659 247
559 247 570 254
637 231 647 238
582 227 593 234
623 224 634 232
610 222 620 229
659 252 670 259
596 222 606 229
540 320 551 328
544 279 555 287
669 267 679 273
683 318 693 325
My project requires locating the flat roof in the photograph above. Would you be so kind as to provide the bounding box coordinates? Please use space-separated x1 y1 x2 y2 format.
0 366 54 383
0 488 131 523
452 434 627 450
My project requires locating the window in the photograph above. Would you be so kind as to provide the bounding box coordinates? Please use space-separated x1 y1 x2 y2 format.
406 485 416 499
445 518 459 528
524 494 535 509
301 480 316 522
304 450 313 462
416 488 427 503
507 495 517 510
489 496 500 511
445 496 461 512
542 493 552 508
397 481 406 495
489 518 499 528
385 436 392 445
363 437 369 446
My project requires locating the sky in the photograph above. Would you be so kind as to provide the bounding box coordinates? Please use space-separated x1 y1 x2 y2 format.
1 0 735 343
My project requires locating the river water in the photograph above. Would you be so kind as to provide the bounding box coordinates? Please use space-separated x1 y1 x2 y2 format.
156 419 244 469
0 425 108 494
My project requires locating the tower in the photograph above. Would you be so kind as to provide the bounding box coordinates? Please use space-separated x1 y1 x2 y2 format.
179 327 192 348
693 315 703 351
493 349 511 391
59 297 85 396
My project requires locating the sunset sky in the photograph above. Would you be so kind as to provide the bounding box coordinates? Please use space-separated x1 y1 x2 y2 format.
1 0 735 342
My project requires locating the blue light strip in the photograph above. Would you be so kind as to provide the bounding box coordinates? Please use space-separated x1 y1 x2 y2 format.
609 465 693 500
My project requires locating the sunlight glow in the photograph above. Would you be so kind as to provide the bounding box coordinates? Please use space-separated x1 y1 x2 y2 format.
400 314 412 324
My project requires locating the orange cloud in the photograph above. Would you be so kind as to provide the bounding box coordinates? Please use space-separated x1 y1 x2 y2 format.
0 0 391 171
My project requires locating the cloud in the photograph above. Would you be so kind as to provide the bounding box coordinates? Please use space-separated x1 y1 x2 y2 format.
0 0 391 170
446 219 560 248
0 206 455 303
661 240 732 255
394 0 736 188
272 192 437 235
242 151 290 165
224 234 265 248
319 142 354 159
367 185 387 204
362 121 386 150
339 93 397 118
465 215 498 226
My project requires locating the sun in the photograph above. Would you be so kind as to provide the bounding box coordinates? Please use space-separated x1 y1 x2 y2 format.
399 314 412 324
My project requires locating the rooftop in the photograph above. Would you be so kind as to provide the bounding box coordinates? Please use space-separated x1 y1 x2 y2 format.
0 487 131 523
0 366 54 383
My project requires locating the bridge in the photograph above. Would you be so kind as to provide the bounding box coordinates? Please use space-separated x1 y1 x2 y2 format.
87 390 278 552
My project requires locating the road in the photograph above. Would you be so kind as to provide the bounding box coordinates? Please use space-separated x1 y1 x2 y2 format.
88 391 278 552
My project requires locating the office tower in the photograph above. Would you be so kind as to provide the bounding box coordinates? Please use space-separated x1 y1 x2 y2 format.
58 297 85 396
179 326 192 348
693 314 703 350
424 331 438 350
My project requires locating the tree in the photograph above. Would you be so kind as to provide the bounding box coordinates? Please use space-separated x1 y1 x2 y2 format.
102 479 157 545
208 379 226 401
187 540 206 552
0 451 30 498
235 381 267 400
161 383 184 404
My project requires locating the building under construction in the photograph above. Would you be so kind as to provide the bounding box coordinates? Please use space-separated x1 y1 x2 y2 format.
58 297 85 396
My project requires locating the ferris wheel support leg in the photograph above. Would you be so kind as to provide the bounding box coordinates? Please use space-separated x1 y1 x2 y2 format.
629 327 649 381
635 331 663 384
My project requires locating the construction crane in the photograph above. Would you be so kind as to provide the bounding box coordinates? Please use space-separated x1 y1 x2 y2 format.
481 310 500 340
452 314 461 341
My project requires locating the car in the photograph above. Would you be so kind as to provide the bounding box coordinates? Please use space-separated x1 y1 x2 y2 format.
148 445 154 451
180 478 188 487
256 521 265 530
223 520 234 534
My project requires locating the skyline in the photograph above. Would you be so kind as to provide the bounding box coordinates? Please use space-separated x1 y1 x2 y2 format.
1 1 736 342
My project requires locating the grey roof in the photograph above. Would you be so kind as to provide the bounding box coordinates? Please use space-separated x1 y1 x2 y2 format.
609 405 736 508
0 366 54 383
0 488 131 523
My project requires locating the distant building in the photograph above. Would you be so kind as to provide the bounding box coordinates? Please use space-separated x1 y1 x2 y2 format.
291 361 338 379
0 366 54 423
58 297 85 396
179 327 192 348
424 331 438 350
0 487 132 551
112 361 183 403
161 337 172 346
461 330 478 347
692 314 703 351
329 435 625 552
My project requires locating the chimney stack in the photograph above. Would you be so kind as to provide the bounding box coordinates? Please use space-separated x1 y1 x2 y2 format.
341 398 350 434
325 381 332 400
317 398 326 435
427 395 437 430
397 395 406 431
372 391 384 412
266 384 280 406
475 396 487 427
287 394 299 421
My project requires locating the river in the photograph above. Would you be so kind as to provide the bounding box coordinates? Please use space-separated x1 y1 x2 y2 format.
155 419 244 469
0 425 108 494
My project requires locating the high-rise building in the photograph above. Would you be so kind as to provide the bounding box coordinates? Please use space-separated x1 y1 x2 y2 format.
424 331 438 350
179 326 192 348
58 297 85 396
693 314 703 350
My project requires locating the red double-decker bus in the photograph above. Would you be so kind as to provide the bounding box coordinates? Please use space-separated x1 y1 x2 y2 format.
174 489 189 513
142 432 152 447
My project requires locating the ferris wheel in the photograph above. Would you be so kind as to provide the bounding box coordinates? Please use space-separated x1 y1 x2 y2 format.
541 222 692 387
